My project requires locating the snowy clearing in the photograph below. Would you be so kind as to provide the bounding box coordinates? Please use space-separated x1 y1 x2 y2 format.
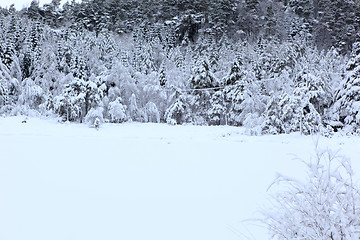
1 116 360 240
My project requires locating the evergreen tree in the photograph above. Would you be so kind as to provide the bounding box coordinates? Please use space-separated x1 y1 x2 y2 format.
333 42 360 133
43 0 62 27
262 89 323 135
165 90 191 125
0 60 10 109
263 5 277 39
208 91 226 125
189 59 218 124
223 61 266 126
223 59 245 86
159 64 167 87
26 0 42 20
53 74 104 122
54 76 87 122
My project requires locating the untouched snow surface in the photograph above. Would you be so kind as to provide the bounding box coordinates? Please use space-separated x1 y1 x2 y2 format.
1 116 360 240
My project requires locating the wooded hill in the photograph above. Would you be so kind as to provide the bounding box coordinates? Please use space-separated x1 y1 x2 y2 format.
0 0 359 135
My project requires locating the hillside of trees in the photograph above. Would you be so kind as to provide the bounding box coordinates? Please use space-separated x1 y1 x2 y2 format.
0 0 360 135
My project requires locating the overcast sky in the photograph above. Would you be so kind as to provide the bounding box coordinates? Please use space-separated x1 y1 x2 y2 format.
0 0 72 10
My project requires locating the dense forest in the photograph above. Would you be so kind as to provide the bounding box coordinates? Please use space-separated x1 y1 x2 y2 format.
0 0 359 135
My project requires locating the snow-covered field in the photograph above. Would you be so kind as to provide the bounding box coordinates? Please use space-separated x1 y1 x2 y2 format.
1 116 360 240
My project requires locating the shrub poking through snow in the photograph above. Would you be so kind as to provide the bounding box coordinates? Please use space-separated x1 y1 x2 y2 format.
94 117 100 130
262 148 360 239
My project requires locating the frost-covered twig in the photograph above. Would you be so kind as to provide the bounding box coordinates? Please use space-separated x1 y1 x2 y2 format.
262 148 360 239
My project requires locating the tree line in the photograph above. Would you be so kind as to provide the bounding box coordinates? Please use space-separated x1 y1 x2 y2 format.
0 0 359 134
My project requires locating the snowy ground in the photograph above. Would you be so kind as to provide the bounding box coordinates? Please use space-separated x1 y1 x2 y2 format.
1 116 360 240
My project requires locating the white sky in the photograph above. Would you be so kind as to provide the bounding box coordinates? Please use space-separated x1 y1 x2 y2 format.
0 0 72 10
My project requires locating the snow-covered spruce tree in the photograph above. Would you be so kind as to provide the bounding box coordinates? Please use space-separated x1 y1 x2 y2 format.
262 87 323 135
262 60 329 135
222 59 245 125
261 92 285 135
293 74 326 134
189 58 219 124
224 63 266 128
223 59 245 87
263 149 360 239
292 47 335 117
208 91 226 125
332 42 360 133
84 74 106 115
165 90 191 125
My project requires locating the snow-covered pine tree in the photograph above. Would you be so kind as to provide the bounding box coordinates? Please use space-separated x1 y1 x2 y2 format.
332 42 360 133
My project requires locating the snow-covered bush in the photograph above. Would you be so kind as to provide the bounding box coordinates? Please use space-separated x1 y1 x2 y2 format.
108 97 127 123
84 107 104 127
242 112 264 135
263 148 360 239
